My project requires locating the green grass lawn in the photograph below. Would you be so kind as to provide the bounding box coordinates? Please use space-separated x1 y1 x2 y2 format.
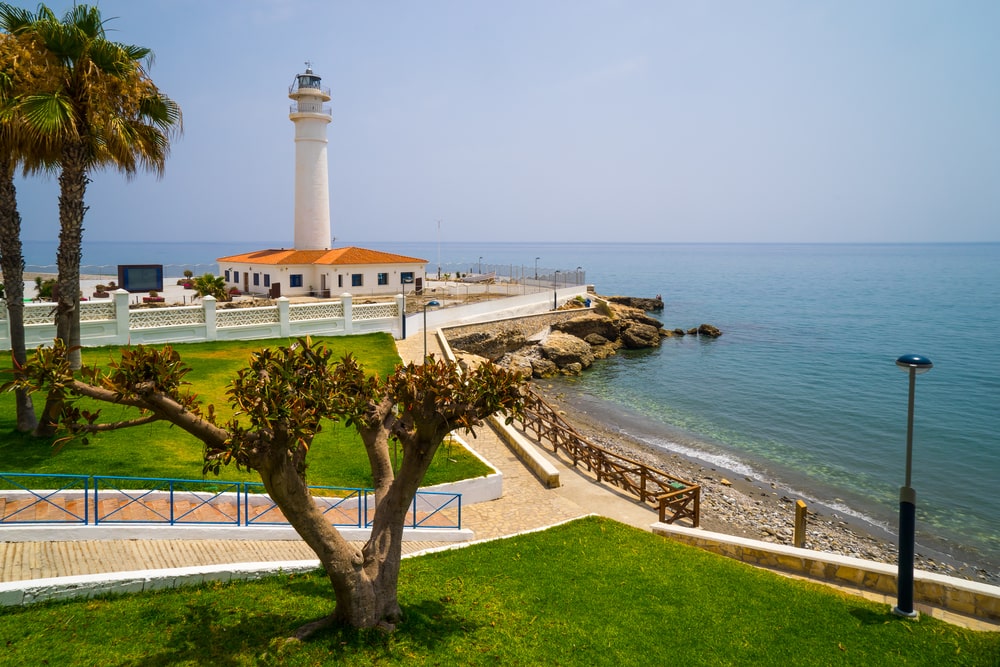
1 517 996 666
0 334 491 488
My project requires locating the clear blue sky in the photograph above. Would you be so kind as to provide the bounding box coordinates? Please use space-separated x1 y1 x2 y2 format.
13 0 1000 244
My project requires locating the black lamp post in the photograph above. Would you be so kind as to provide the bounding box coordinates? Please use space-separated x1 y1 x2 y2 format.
553 270 560 310
893 353 933 618
479 256 483 274
423 300 440 361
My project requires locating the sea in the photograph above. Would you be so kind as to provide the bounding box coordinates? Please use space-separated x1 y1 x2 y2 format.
20 240 1000 572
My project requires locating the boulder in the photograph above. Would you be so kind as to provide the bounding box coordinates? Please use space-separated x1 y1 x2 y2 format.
698 323 723 338
539 330 595 369
620 322 662 349
529 356 559 378
583 333 610 346
552 314 619 341
686 324 723 338
499 353 535 378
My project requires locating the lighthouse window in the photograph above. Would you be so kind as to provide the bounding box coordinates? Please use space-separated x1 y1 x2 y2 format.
377 273 388 285
289 274 303 288
400 272 414 284
351 274 364 287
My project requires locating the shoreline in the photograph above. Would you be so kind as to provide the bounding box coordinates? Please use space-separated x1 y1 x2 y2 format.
530 382 1000 587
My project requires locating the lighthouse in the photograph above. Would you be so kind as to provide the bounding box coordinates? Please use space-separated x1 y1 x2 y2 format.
217 66 427 300
289 63 333 250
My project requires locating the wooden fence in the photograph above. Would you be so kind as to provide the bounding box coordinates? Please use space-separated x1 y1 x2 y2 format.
517 389 700 526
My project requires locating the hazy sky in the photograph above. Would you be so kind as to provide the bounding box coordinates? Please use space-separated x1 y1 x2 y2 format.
12 0 1000 244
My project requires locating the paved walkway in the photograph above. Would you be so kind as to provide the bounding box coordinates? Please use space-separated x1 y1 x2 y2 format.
0 331 658 583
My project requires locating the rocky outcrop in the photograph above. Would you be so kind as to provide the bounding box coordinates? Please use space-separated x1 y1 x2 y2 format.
607 295 664 311
551 313 619 341
445 295 722 379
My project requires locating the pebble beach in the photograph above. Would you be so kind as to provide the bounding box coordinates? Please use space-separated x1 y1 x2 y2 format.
531 383 999 587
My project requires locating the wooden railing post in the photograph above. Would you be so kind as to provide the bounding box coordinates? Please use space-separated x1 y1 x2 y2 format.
793 499 807 548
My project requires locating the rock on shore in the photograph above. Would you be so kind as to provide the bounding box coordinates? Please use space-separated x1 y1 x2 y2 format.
448 296 723 378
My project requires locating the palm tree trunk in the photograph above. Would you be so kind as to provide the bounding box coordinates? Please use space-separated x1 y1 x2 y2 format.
55 141 87 370
36 141 88 437
0 154 38 432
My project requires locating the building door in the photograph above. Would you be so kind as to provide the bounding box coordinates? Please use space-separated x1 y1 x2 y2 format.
415 277 423 295
243 272 249 294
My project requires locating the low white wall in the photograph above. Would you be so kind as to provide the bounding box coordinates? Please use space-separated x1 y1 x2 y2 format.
0 292 405 350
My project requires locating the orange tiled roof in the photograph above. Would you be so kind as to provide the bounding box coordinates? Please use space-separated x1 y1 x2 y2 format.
217 246 427 266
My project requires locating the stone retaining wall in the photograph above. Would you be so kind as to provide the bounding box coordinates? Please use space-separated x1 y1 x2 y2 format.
442 308 590 342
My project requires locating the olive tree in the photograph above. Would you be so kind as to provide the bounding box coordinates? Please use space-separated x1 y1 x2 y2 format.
6 337 524 634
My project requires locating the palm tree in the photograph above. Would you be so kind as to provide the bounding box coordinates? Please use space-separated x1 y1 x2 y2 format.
1 3 181 436
0 14 63 432
191 273 230 302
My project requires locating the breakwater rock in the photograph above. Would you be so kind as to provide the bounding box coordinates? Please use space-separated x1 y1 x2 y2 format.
607 295 664 311
446 297 722 378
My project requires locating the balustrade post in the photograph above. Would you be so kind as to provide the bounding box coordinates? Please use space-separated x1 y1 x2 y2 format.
394 294 405 339
113 289 130 345
203 295 218 341
277 296 291 336
341 293 353 334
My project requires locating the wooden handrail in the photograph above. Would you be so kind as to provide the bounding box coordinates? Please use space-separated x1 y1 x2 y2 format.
518 388 700 527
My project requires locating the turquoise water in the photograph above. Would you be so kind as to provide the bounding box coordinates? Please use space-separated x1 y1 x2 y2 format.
22 240 1000 568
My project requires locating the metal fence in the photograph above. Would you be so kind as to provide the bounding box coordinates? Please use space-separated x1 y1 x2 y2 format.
0 473 461 530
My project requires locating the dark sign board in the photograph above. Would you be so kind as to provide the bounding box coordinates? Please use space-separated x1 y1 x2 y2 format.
118 264 163 293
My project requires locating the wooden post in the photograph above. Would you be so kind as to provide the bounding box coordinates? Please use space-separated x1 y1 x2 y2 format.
793 499 808 548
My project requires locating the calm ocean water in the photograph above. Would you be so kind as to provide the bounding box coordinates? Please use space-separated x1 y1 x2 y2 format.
21 240 1000 568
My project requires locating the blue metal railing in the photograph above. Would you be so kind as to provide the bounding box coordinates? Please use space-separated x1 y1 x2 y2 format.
0 473 461 530
94 476 242 526
0 473 89 524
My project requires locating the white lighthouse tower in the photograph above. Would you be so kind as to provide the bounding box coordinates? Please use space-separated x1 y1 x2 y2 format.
289 63 333 249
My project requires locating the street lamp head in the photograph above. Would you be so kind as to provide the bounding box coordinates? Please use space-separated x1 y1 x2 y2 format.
896 354 933 374
426 300 440 308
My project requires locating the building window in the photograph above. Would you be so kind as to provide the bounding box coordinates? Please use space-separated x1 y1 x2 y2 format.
290 274 303 288
263 274 270 287
253 273 260 286
224 270 231 282
233 271 239 283
401 272 414 284
338 274 343 288
352 274 363 287
377 273 388 285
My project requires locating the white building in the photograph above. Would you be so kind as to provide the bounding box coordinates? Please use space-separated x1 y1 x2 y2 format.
217 246 426 298
218 65 427 298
